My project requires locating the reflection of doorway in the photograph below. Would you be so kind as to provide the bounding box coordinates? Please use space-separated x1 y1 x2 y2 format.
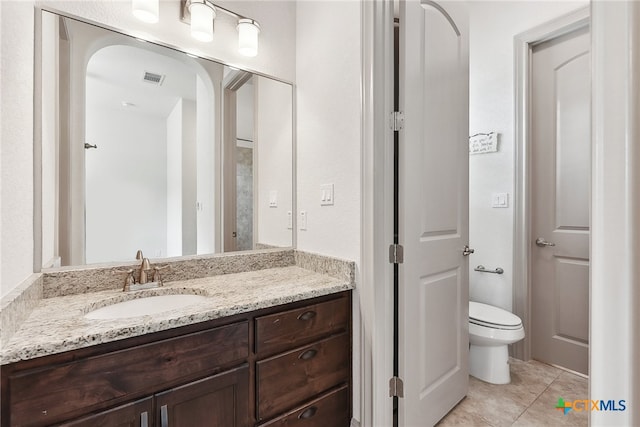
223 71 255 252
513 8 590 375
235 140 254 251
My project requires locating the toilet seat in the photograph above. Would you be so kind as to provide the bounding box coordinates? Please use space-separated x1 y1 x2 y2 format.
469 301 522 330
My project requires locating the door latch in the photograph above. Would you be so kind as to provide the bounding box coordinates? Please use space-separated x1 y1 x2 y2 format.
535 237 556 247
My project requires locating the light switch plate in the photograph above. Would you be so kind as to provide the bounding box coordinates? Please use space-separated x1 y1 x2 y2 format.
269 191 278 207
320 184 334 206
300 211 307 230
491 192 509 208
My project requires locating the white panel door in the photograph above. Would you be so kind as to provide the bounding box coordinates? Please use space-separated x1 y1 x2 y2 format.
399 1 469 425
531 26 590 375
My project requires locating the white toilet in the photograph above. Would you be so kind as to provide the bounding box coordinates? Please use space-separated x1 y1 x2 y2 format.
468 301 525 384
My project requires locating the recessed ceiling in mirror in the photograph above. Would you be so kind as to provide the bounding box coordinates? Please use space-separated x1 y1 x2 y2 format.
40 11 294 267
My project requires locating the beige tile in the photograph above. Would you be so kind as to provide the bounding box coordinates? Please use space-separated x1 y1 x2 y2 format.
513 371 588 427
451 376 529 426
438 361 586 427
437 398 494 426
451 359 561 426
438 359 588 427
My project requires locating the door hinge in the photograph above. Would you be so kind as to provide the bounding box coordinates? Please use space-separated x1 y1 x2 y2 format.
389 376 404 398
389 244 404 264
390 111 404 131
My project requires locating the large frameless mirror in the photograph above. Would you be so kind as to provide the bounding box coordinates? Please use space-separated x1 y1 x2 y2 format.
40 10 294 267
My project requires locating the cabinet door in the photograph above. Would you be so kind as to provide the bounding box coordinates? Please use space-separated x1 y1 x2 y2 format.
155 365 249 427
59 397 153 427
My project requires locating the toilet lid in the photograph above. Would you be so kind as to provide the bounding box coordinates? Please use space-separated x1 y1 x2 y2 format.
469 301 522 328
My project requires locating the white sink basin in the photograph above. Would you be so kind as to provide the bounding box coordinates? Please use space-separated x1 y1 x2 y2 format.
85 295 208 320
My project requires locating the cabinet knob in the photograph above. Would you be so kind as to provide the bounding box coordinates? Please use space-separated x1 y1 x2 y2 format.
298 406 318 419
298 348 318 360
297 310 316 321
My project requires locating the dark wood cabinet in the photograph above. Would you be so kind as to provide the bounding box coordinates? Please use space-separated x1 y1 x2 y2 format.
0 291 351 427
259 386 350 427
155 366 249 427
254 295 351 425
60 398 153 427
256 333 350 421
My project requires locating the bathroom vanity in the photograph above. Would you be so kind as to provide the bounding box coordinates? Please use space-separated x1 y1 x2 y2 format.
0 252 354 427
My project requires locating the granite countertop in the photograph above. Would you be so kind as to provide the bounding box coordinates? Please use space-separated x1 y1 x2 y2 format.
1 266 353 365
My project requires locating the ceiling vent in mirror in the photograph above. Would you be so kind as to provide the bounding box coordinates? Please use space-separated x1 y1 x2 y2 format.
142 71 165 85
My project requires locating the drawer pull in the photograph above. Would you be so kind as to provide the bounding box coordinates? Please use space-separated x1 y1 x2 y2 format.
298 406 318 419
297 310 317 321
160 404 168 427
298 348 318 360
141 411 149 427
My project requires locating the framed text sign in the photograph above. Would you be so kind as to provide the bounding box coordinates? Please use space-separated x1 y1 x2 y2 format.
469 132 498 155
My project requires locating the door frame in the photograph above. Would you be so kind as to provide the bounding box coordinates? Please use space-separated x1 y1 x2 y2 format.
359 0 395 426
512 6 590 361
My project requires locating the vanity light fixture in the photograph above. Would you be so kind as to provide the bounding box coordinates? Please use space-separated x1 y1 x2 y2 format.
132 0 159 23
188 0 216 42
180 0 261 57
237 19 260 57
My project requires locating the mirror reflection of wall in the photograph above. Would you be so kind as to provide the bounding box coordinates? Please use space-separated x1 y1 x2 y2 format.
40 11 294 267
85 45 217 263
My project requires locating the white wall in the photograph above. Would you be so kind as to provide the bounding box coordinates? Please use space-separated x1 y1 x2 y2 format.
295 1 362 421
236 81 254 142
166 99 183 257
85 94 167 264
181 99 197 256
166 98 198 257
1 1 35 296
196 74 216 254
41 13 58 267
255 76 292 248
0 0 295 297
468 0 588 311
295 0 361 263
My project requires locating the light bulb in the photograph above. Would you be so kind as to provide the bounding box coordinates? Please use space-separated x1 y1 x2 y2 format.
190 1 216 42
237 19 260 57
132 0 159 23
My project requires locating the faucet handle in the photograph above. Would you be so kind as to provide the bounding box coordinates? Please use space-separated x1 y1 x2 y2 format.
152 265 170 286
122 269 136 291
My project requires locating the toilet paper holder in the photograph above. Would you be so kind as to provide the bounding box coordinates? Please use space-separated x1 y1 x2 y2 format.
475 265 504 274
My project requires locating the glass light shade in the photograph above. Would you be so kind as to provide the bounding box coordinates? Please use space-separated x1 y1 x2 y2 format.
132 0 159 23
237 19 260 57
190 1 216 42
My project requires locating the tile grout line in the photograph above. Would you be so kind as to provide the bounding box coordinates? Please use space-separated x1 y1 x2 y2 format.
508 362 565 426
511 379 557 425
510 365 568 426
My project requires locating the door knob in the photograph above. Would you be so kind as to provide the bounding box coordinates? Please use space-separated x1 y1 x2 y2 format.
535 237 556 247
462 245 475 256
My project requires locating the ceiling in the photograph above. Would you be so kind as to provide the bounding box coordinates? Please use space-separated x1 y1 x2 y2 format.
86 44 198 118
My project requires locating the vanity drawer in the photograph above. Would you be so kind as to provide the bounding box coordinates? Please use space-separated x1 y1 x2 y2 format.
256 332 350 422
259 385 350 427
255 296 349 356
8 321 248 427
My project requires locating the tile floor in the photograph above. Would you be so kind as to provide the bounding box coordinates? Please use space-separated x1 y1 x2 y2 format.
437 358 588 426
